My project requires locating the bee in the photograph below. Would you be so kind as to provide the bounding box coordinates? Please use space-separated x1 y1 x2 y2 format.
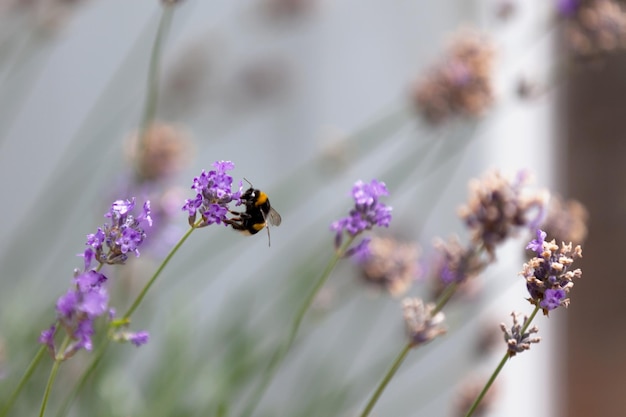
226 180 282 246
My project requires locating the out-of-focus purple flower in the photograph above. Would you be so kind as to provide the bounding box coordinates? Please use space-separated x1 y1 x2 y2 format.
526 229 547 255
128 331 150 347
183 160 242 227
85 198 152 267
557 0 579 17
39 325 56 352
330 179 392 253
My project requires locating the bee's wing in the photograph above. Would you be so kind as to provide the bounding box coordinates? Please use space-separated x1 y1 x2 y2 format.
267 207 282 227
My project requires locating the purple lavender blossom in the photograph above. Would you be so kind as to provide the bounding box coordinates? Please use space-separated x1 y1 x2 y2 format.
330 179 392 253
84 198 152 267
128 331 150 347
182 160 242 227
520 235 582 314
526 229 547 255
41 198 152 359
540 288 567 311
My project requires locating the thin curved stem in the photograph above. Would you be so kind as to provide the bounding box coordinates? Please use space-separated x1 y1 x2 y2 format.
135 6 175 170
0 345 46 417
464 304 541 417
359 342 412 417
38 336 70 417
123 223 197 320
238 236 356 417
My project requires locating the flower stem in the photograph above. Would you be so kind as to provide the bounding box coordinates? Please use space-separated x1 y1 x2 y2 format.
38 336 70 417
38 360 61 417
123 223 198 320
54 338 111 417
464 304 541 417
135 5 174 167
238 235 356 417
359 342 412 417
0 345 46 417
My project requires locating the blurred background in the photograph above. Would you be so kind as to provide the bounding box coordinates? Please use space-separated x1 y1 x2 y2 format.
0 0 619 416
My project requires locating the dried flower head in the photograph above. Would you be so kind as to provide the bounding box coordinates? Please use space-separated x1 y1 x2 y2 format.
563 0 626 57
402 298 447 347
500 312 540 356
433 236 487 286
411 29 496 124
355 235 420 296
182 161 242 227
540 195 589 245
458 170 547 259
125 122 193 182
522 229 583 314
330 179 392 253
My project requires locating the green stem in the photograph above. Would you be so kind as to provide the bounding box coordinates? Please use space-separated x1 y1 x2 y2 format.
0 345 46 417
238 236 356 417
55 223 198 416
38 360 61 417
432 282 458 315
135 6 174 170
38 336 70 417
54 338 111 417
464 304 541 417
123 223 197 320
359 342 412 417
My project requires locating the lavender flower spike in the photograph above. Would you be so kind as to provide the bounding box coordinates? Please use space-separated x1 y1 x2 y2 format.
330 179 392 254
41 198 152 359
85 198 152 267
182 160 242 227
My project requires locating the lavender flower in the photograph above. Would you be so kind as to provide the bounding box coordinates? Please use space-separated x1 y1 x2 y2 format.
402 298 446 347
458 170 547 259
182 160 242 227
500 312 540 357
520 232 583 314
330 179 392 253
112 330 150 347
355 235 420 297
41 199 152 359
85 198 152 267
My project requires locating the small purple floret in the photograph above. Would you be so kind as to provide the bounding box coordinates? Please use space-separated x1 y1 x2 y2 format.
540 288 566 311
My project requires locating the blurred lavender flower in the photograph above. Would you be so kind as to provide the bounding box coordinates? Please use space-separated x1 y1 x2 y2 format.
521 231 583 314
411 29 496 124
433 236 487 286
112 330 150 347
402 298 446 348
500 312 540 357
539 195 588 245
182 161 242 227
557 0 579 17
330 179 392 254
458 170 547 259
563 0 626 57
355 235 420 297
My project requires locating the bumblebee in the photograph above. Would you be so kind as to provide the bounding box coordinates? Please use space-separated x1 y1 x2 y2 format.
226 183 281 246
